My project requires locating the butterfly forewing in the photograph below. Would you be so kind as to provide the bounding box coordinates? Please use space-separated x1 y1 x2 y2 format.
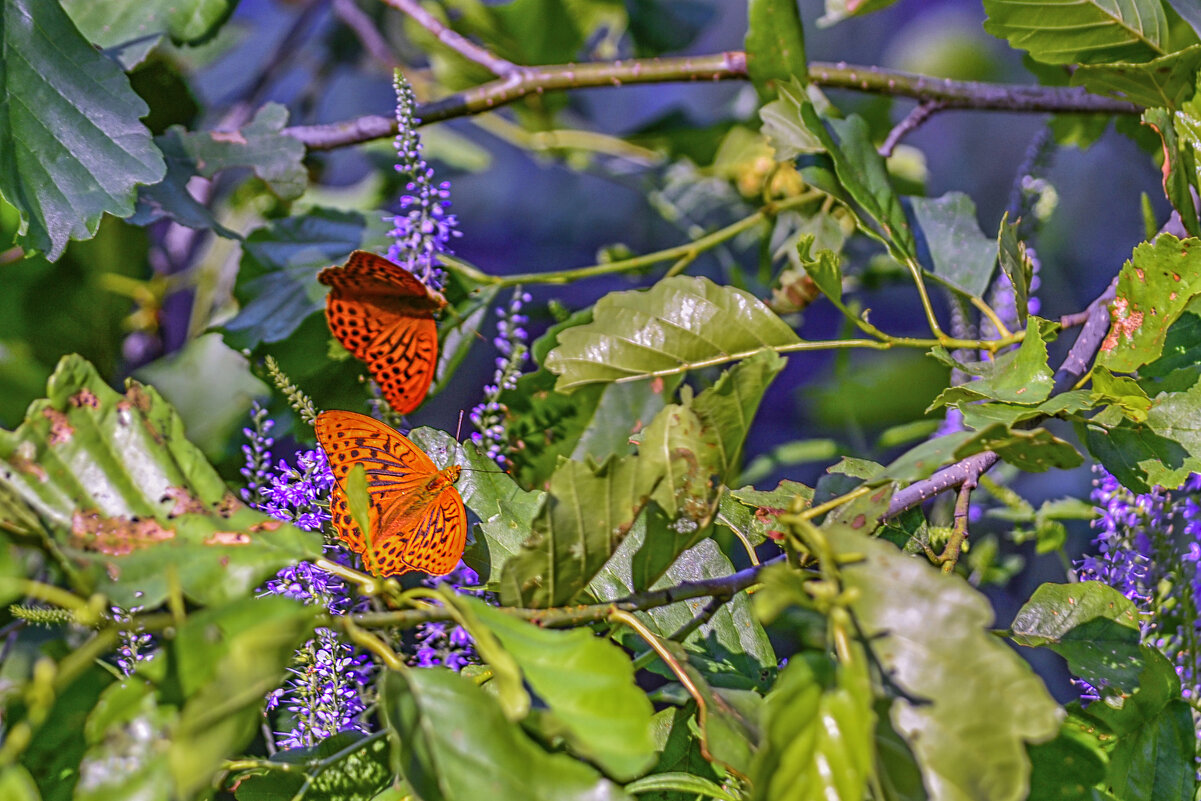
318 251 446 415
315 410 467 577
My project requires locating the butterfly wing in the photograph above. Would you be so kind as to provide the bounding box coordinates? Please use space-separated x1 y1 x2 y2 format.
397 482 467 577
315 410 441 574
319 251 445 415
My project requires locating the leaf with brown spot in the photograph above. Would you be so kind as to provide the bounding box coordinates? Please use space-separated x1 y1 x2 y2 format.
0 355 320 608
1097 234 1201 373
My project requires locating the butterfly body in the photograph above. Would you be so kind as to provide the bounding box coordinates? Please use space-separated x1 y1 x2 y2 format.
319 251 446 415
315 410 466 577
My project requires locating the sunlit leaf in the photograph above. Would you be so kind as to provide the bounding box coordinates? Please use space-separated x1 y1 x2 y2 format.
745 0 807 100
448 595 657 780
0 355 321 608
1072 45 1201 108
232 731 392 801
63 0 236 67
544 276 800 390
929 319 1055 408
982 0 1169 65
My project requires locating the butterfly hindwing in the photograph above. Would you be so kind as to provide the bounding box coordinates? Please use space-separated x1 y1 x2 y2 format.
318 251 446 415
315 410 466 577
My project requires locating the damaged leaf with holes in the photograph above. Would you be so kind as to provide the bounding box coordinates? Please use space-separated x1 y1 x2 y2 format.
0 355 321 608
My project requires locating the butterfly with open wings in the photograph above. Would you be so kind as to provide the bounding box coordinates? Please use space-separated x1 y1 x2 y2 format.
315 409 466 577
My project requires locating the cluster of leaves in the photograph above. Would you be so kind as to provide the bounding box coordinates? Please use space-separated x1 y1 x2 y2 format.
3 1 1201 801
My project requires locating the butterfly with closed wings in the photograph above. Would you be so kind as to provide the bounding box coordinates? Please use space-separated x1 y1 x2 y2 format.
319 251 446 416
315 409 467 577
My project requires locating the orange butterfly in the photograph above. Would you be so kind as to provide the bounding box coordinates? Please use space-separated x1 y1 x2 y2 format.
318 251 446 415
315 409 467 577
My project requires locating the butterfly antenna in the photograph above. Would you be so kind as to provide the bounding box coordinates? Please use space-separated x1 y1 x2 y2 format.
455 409 465 442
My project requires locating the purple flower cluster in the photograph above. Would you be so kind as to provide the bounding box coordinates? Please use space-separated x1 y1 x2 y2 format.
413 563 481 670
386 71 460 291
266 627 374 750
470 289 531 466
1078 465 1201 701
112 600 153 676
242 411 374 747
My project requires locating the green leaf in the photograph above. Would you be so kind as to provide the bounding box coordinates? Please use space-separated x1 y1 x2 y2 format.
1010 582 1144 691
1138 303 1201 380
408 428 544 588
380 668 631 801
232 731 392 801
982 0 1169 65
1072 44 1201 108
133 131 237 234
0 0 166 260
745 0 807 100
1141 110 1200 236
164 596 319 799
0 767 39 801
960 390 1094 430
0 355 321 608
1026 708 1108 801
16 663 112 801
719 480 812 547
928 319 1055 408
1091 365 1152 422
997 212 1032 327
625 772 738 801
954 424 1083 473
223 208 392 350
498 454 649 607
598 537 777 691
798 106 916 260
1081 418 1198 494
749 656 873 801
1144 373 1201 462
821 490 1064 800
1097 235 1201 373
544 276 800 391
448 595 657 780
63 0 236 66
759 79 826 159
158 104 307 200
1102 698 1196 801
909 192 997 299
692 350 786 484
795 233 842 304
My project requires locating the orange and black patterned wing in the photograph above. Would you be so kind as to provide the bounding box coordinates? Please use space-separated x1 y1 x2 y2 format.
318 251 445 415
315 410 439 572
394 483 467 577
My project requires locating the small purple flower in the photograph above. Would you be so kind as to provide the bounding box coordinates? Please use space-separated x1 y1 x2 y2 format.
470 289 531 466
1077 465 1201 704
410 563 482 671
112 598 154 676
386 71 460 291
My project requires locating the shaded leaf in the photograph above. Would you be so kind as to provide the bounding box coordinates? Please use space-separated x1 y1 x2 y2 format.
795 233 842 305
982 0 1169 65
1141 110 1200 237
997 212 1032 326
449 595 657 780
1081 418 1198 494
380 668 631 801
544 276 800 390
0 355 321 608
817 0 899 27
745 0 807 100
798 105 916 260
232 731 391 801
910 192 996 299
960 390 1094 430
158 104 307 200
64 0 235 67
0 0 166 260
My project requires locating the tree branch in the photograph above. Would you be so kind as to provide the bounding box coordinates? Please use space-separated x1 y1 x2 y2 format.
381 0 519 76
878 100 947 157
285 55 1140 151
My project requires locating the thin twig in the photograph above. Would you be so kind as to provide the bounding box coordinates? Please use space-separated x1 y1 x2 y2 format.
381 0 519 77
940 465 979 572
285 56 1140 150
332 0 400 68
878 100 947 157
